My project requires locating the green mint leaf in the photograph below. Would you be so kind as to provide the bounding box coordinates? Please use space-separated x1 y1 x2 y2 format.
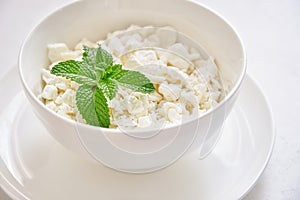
97 64 121 100
98 79 118 100
94 87 110 128
80 62 97 80
76 85 110 127
49 46 155 128
83 45 113 69
110 70 155 93
104 64 122 78
95 68 105 82
51 60 96 85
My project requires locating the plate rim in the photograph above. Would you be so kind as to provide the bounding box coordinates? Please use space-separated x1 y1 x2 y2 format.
238 75 276 199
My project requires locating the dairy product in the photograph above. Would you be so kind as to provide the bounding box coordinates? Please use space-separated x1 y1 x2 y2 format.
39 25 225 129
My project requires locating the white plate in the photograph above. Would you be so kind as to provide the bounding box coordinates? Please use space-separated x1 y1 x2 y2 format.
0 66 274 200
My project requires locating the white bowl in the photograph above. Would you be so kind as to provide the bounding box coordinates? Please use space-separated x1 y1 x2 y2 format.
19 0 246 173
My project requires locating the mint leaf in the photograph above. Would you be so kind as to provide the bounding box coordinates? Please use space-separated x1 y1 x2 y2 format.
94 87 110 127
49 45 155 128
95 68 105 82
98 79 118 100
83 45 113 69
76 85 99 126
51 60 96 85
80 62 97 80
111 70 155 93
76 85 110 127
104 64 122 78
101 64 154 97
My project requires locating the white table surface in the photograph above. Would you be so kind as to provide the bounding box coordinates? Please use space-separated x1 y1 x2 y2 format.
1 0 300 199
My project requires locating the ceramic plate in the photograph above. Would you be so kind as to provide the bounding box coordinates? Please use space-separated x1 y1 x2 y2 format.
0 66 274 200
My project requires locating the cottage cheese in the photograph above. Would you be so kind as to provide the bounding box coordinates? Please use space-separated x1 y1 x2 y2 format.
39 25 226 129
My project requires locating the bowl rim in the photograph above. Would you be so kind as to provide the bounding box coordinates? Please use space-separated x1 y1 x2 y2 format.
18 0 247 134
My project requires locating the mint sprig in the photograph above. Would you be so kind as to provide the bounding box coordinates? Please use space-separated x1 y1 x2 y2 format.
51 45 155 128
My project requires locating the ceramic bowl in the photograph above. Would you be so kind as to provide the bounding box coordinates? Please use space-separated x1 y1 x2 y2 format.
19 0 246 173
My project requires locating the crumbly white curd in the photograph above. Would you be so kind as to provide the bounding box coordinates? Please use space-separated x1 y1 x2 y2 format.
39 25 226 129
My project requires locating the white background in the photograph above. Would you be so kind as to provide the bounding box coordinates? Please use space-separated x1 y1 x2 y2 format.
1 0 300 199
